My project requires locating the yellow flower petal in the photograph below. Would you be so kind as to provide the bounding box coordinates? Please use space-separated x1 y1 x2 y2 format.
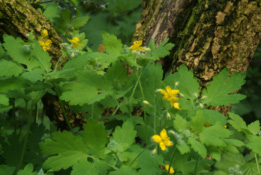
152 135 162 143
173 102 181 110
160 129 168 139
165 164 175 174
164 140 173 147
41 29 48 38
159 141 166 151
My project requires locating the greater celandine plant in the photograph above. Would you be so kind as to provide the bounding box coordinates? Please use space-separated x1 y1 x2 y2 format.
0 30 261 175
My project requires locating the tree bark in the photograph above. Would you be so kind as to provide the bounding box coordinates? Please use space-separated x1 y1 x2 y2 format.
0 0 85 129
134 0 261 114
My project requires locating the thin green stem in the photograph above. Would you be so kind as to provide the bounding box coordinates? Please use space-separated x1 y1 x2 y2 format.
129 144 154 166
128 72 142 117
17 105 33 171
168 147 177 174
112 105 121 116
53 54 66 72
194 154 200 175
91 104 94 119
136 71 148 143
255 153 260 174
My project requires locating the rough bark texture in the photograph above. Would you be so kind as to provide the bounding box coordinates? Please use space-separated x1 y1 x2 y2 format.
0 0 62 66
134 0 261 114
0 0 85 129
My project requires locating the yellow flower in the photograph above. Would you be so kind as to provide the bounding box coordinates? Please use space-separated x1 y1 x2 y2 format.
41 29 48 38
223 124 227 129
157 86 179 101
129 40 143 51
143 100 150 105
157 86 181 110
165 164 175 174
67 37 83 48
39 39 52 51
171 102 181 110
152 129 173 151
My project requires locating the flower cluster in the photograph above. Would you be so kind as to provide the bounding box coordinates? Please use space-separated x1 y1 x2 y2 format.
38 29 52 51
157 86 181 110
67 37 83 49
129 40 150 53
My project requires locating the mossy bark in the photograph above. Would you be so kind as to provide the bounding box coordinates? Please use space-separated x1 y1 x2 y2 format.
0 0 84 129
135 0 261 114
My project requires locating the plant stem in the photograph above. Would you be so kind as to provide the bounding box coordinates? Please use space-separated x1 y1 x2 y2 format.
128 71 142 117
194 154 200 175
53 54 66 72
136 71 148 144
17 105 33 171
168 147 177 174
112 105 121 116
129 144 154 166
91 103 94 119
255 153 260 174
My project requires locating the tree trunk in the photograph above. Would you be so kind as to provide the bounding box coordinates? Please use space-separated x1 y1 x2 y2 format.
0 0 85 129
134 0 261 114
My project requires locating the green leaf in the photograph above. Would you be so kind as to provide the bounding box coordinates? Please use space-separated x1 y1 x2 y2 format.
215 152 245 173
0 94 9 106
60 71 113 105
202 109 227 126
173 114 188 131
242 163 261 175
71 16 90 29
21 69 44 83
149 38 175 60
43 5 60 22
202 69 246 106
0 165 15 175
188 137 207 158
2 35 30 65
200 124 232 146
164 64 200 100
109 119 136 152
109 166 137 175
137 150 164 175
191 110 205 133
102 32 122 57
32 41 52 72
177 140 191 154
248 120 260 135
71 160 100 175
228 112 249 133
246 135 261 156
17 164 37 175
40 131 89 171
83 120 107 153
0 60 24 77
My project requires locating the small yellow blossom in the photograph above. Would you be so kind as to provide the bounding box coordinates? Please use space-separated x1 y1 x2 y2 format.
41 29 48 38
151 148 157 155
39 39 52 51
143 100 150 105
172 102 181 110
223 125 227 129
129 40 143 51
157 86 181 110
152 129 173 151
157 86 179 101
165 164 175 174
67 37 83 48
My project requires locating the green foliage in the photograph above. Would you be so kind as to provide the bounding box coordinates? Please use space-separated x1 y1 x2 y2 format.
1 12 260 174
202 69 246 106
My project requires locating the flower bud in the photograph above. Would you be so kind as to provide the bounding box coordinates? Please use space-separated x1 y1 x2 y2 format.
143 100 150 105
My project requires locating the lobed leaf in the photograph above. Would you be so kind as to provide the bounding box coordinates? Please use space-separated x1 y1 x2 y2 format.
40 131 89 171
202 69 246 106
